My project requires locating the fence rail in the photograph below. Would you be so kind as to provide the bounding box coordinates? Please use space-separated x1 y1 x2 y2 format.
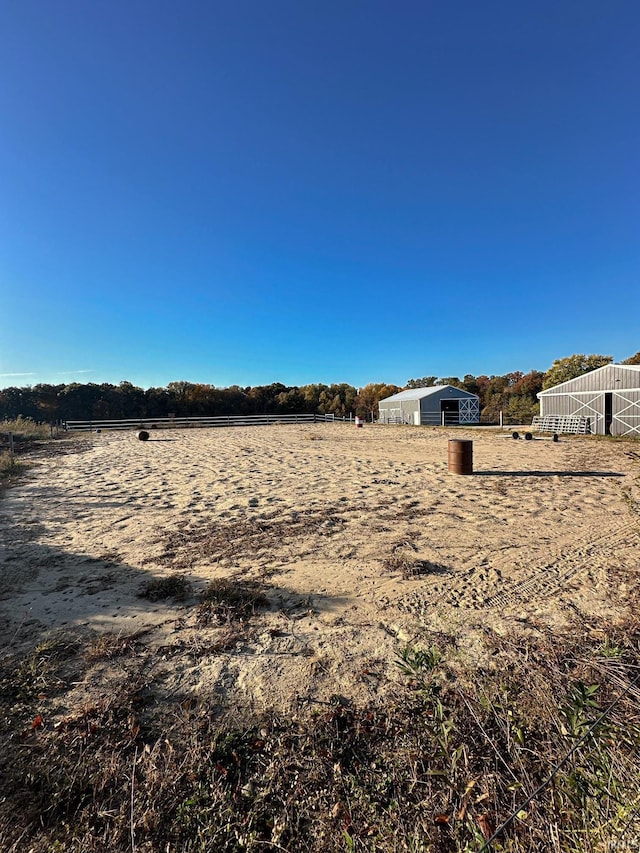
63 413 346 432
377 411 538 428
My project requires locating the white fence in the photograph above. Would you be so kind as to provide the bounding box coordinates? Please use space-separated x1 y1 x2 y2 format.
378 412 478 427
531 415 592 435
63 413 347 432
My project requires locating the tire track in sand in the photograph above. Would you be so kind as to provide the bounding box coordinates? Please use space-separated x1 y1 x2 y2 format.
481 519 640 609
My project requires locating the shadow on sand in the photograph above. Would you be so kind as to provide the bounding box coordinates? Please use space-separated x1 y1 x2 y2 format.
0 518 346 647
473 470 625 478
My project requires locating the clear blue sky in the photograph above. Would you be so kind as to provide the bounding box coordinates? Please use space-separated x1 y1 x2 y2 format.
1 0 638 390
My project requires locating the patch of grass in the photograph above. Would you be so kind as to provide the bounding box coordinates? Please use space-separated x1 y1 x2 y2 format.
1 619 640 851
1 636 82 703
197 576 270 626
158 507 347 569
2 623 640 852
588 433 640 445
137 573 191 602
382 551 450 580
0 417 52 442
0 420 89 485
85 631 145 663
0 450 22 483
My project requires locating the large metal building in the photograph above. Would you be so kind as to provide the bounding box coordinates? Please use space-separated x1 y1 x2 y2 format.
538 364 640 436
378 385 480 426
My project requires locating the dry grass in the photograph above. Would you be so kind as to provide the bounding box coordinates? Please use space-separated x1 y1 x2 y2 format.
1 429 639 850
0 422 91 484
382 540 451 580
196 576 270 626
382 552 451 580
85 631 148 663
0 417 52 442
1 610 639 852
157 507 347 569
0 450 21 482
137 573 192 602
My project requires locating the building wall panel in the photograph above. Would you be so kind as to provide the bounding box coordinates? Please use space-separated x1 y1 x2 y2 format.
613 390 640 436
542 365 640 395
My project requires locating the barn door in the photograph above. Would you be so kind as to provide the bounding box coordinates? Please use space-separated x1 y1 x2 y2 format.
440 399 459 425
604 393 613 435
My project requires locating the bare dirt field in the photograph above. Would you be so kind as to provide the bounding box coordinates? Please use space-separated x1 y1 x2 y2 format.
2 423 639 714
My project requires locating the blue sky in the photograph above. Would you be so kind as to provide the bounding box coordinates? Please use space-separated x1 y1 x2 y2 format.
1 0 638 390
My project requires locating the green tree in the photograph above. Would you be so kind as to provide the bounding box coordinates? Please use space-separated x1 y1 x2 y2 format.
317 384 357 416
300 384 324 412
0 387 38 420
117 381 145 417
542 354 613 390
276 388 305 412
144 386 172 417
59 383 104 420
405 376 437 389
462 374 480 396
34 383 64 422
166 381 195 415
437 376 464 389
622 351 640 365
506 394 540 423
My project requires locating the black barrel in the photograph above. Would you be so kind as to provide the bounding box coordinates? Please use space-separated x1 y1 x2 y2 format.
137 429 150 441
448 439 473 475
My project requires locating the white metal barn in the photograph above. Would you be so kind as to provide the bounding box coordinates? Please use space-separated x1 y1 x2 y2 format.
378 385 480 426
537 364 640 436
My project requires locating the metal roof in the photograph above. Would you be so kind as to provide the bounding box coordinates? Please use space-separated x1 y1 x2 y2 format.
538 364 640 396
380 385 478 403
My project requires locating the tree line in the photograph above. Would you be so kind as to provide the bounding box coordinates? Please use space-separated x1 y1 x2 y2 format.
1 352 638 424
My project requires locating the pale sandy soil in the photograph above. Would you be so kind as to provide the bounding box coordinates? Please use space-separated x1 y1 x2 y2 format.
1 423 639 714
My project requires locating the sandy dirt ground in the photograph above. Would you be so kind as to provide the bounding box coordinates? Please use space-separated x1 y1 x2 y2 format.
1 423 639 714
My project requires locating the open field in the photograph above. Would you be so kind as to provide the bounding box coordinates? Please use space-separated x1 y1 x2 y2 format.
1 423 639 851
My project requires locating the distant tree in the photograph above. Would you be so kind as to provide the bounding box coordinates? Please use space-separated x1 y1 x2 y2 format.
276 388 305 413
510 370 544 398
405 376 437 389
166 381 195 415
33 383 63 422
542 354 613 390
318 384 357 417
356 383 401 421
436 376 464 389
462 375 480 396
223 385 250 414
480 376 510 422
247 383 288 413
117 381 145 417
479 370 544 423
622 351 640 365
503 371 524 387
59 383 105 420
473 376 492 409
505 394 540 423
145 386 172 417
0 386 39 420
300 384 324 413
